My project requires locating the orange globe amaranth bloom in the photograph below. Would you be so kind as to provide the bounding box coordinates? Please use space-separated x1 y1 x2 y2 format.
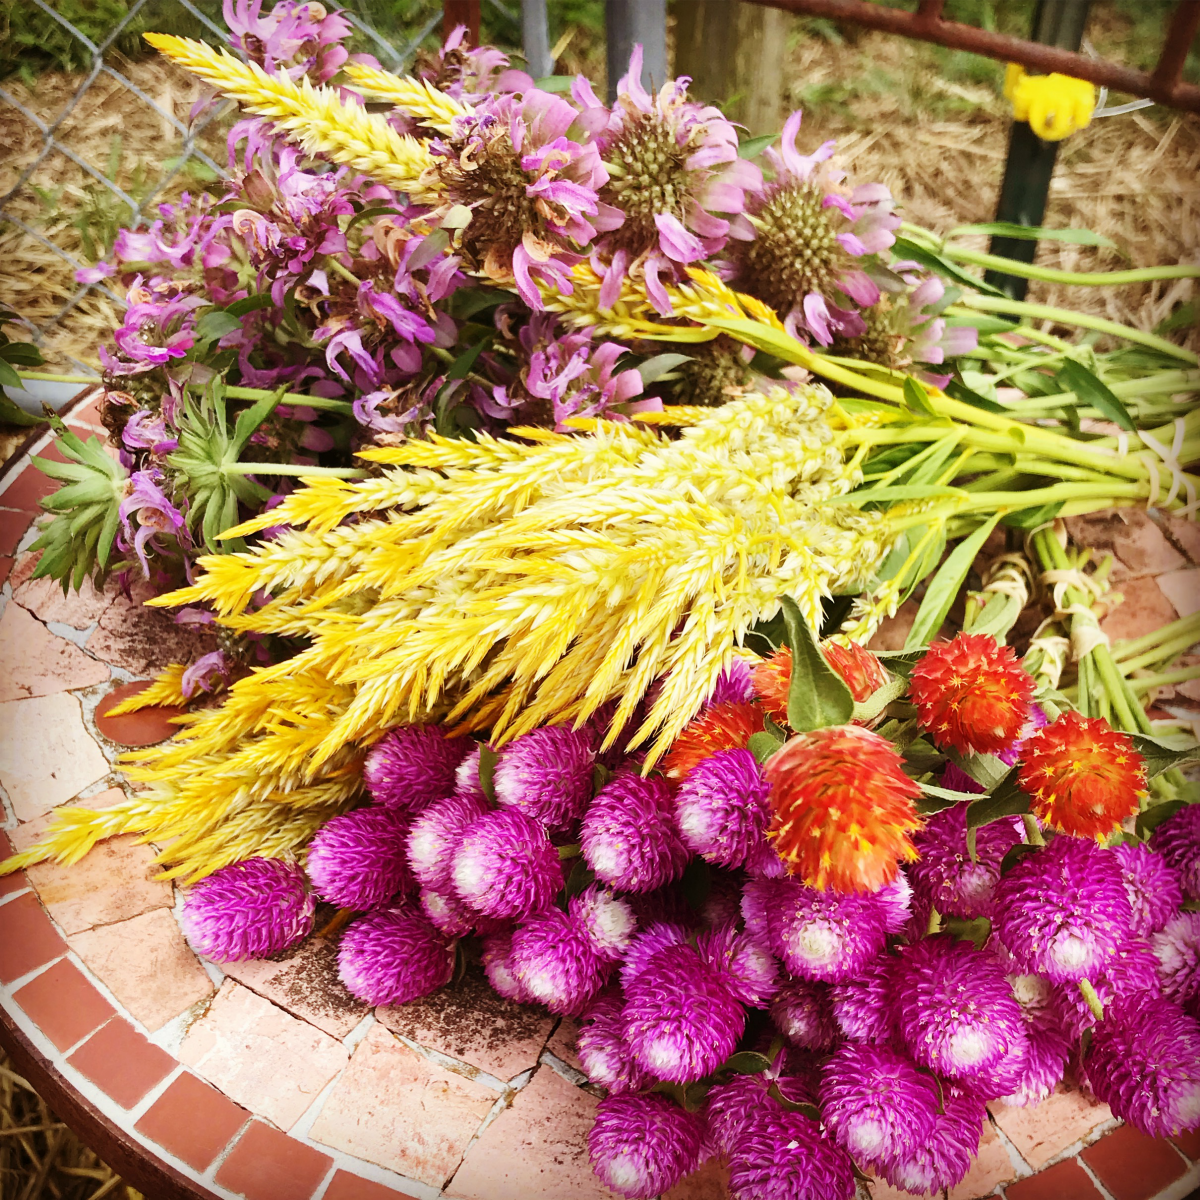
661 702 764 781
909 632 1035 756
1018 711 1145 840
763 724 921 893
751 642 888 726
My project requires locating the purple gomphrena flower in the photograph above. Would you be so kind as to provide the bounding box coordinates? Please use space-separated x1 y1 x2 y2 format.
1053 937 1161 1041
623 943 745 1083
771 978 838 1050
420 886 484 939
993 1024 1071 1107
481 930 532 1004
876 872 913 934
706 659 756 706
1086 994 1200 1136
582 772 690 892
893 935 1026 1081
1151 805 1200 901
819 1043 939 1167
364 726 470 811
675 748 771 869
994 837 1132 983
182 858 314 961
830 954 895 1043
881 1088 986 1195
452 809 561 920
571 885 637 962
493 726 596 829
1153 912 1200 1008
706 1072 812 1158
510 906 610 1015
698 923 780 1007
588 1093 706 1200
774 881 890 983
406 792 490 891
619 922 690 991
454 745 487 802
1114 841 1184 936
305 806 412 911
727 1109 856 1200
578 988 650 1094
909 806 1022 919
337 906 454 1006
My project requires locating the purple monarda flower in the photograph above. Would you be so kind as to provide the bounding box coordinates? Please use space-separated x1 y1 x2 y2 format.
1151 804 1200 902
892 935 1026 1081
581 772 690 893
819 1043 939 1167
406 791 490 892
570 885 637 962
588 1093 706 1200
623 943 744 1083
771 977 837 1050
305 806 412 911
994 836 1132 983
1086 994 1200 1137
578 988 649 1094
881 1087 986 1195
510 906 610 1015
909 805 1021 919
337 905 455 1006
1153 912 1200 1008
364 726 470 811
452 808 561 920
119 468 192 577
674 748 771 869
182 858 314 961
727 1108 856 1200
774 880 890 983
697 923 780 1007
1114 841 1183 936
830 953 894 1043
492 725 596 828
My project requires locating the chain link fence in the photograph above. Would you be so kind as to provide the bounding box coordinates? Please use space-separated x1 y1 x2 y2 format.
0 0 461 374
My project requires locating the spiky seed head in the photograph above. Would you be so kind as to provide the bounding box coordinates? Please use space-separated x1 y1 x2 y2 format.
364 725 471 811
1113 841 1184 937
493 725 597 829
182 858 314 961
1018 712 1144 840
510 905 610 1015
578 987 650 1094
674 747 771 869
771 977 837 1049
909 633 1034 756
406 791 490 891
764 725 921 893
587 1093 706 1200
305 806 413 911
451 808 562 920
1151 804 1200 901
581 772 690 893
661 702 764 782
909 805 1022 920
337 905 455 1006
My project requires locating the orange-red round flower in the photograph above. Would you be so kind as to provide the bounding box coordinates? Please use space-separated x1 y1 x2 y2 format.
763 724 921 893
909 632 1034 756
751 642 888 726
661 702 764 781
1018 711 1145 840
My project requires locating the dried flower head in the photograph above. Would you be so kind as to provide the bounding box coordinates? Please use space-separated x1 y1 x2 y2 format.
773 880 892 982
697 923 780 1007
337 905 455 1006
481 929 532 1003
571 885 638 962
830 953 895 1043
588 1092 706 1200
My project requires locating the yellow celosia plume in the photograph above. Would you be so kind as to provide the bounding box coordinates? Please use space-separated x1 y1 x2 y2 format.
144 33 438 199
342 62 469 135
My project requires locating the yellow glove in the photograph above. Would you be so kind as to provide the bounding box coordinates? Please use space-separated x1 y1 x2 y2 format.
1004 63 1095 141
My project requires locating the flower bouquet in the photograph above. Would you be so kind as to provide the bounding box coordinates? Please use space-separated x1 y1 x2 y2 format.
6 5 1200 1197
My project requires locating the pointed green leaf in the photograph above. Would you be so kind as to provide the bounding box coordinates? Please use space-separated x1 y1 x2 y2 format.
738 132 778 158
477 743 498 804
944 221 1117 249
779 596 854 732
720 1051 772 1075
948 749 1011 791
999 842 1040 876
230 384 287 459
636 352 692 385
1056 360 1136 432
1136 799 1188 840
917 782 977 815
748 730 786 765
1128 733 1200 781
945 377 1005 414
903 377 938 416
195 310 243 341
965 770 1028 829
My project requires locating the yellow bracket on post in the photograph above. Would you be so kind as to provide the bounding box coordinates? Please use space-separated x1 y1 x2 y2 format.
1004 63 1096 141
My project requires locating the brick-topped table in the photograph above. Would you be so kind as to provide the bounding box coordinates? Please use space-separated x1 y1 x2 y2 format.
2 393 1200 1200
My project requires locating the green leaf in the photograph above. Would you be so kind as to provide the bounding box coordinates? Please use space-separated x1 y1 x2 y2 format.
0 388 44 425
903 377 938 416
1154 300 1198 336
679 857 711 911
229 384 287 459
872 649 926 677
766 1083 821 1119
917 782 978 815
948 749 1011 791
747 729 786 765
943 915 992 950
450 287 509 320
195 310 243 341
563 858 596 900
0 342 45 365
0 359 23 389
945 378 1005 414
945 221 1117 249
1001 501 1064 530
892 237 1006 297
344 203 404 233
1000 842 1040 876
477 743 498 804
1129 734 1200 781
225 292 277 318
636 352 692 386
738 132 777 158
1136 799 1187 840
1055 360 1136 432
744 609 788 656
965 770 1028 829
779 596 854 732
720 1051 772 1075
534 74 575 92
904 513 1003 650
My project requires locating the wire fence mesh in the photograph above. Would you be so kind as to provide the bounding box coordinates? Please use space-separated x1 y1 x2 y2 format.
0 0 457 374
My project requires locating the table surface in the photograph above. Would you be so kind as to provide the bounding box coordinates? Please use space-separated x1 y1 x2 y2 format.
2 392 1200 1200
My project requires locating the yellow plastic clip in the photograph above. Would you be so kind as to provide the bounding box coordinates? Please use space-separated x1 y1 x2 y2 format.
1004 63 1096 141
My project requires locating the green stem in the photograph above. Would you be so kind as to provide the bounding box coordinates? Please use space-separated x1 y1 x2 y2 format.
1128 664 1200 694
941 245 1200 288
15 370 98 384
1112 613 1200 663
1080 979 1104 1022
1022 814 1045 846
223 385 354 414
1119 629 1200 676
222 463 367 478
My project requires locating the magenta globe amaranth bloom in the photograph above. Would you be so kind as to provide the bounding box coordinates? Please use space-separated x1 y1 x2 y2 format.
510 906 610 1014
1151 804 1200 902
1086 994 1200 1136
909 805 1021 919
707 1072 815 1158
1054 936 1161 1041
481 930 532 1003
727 1108 856 1200
771 978 837 1049
364 725 470 811
578 988 649 1094
582 772 690 892
571 885 637 962
182 857 314 961
675 747 771 869
697 922 779 1007
830 953 895 1042
451 808 561 920
492 725 596 828
773 880 890 982
620 921 690 991
1153 912 1200 1008
881 1088 986 1195
993 1024 1070 1107
893 934 1026 1081
588 1092 706 1200
1114 841 1183 936
406 791 490 891
623 943 744 1083
305 806 412 910
337 905 455 1006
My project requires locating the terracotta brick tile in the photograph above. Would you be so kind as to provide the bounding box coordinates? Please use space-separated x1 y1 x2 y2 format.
320 1170 420 1200
1082 1125 1187 1200
1004 1159 1103 1200
0 892 65 983
12 958 115 1051
0 830 27 898
1172 1128 1200 1161
214 1121 332 1200
135 1072 248 1172
663 1157 730 1199
545 1016 583 1072
67 1018 176 1109
990 1079 1113 1170
0 467 58 513
0 508 34 556
0 556 11 588
94 682 186 748
0 602 110 703
14 570 111 629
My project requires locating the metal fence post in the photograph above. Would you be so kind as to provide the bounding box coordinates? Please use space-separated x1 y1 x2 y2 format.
605 0 668 101
521 0 553 80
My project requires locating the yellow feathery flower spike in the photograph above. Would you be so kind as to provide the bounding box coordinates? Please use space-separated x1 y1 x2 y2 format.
105 663 190 715
144 34 438 199
342 62 469 134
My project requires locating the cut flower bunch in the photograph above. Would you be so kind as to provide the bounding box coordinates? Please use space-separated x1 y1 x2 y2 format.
6 5 1200 1197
